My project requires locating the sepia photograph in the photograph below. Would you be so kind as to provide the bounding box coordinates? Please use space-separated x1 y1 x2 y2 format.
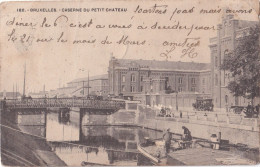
0 0 259 166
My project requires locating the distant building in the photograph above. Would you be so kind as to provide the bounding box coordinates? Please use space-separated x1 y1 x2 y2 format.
0 90 21 100
28 91 47 98
67 74 109 97
209 14 259 111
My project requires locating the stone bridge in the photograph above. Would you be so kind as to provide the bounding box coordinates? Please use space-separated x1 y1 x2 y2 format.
1 98 125 112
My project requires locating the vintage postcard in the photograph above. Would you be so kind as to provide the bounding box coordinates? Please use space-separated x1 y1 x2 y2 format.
0 0 259 166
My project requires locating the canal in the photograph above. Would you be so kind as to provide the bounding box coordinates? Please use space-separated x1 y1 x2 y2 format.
1 109 160 166
1 108 259 166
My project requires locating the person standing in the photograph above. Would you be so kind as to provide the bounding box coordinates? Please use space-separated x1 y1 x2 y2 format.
182 126 192 141
180 111 183 118
246 102 253 117
181 126 192 148
255 104 259 117
163 128 172 153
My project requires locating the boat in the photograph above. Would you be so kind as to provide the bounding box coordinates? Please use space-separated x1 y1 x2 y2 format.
138 137 257 166
137 138 168 165
137 137 193 165
81 161 113 166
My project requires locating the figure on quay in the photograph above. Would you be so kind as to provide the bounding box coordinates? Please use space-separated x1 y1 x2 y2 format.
163 128 172 153
182 126 192 141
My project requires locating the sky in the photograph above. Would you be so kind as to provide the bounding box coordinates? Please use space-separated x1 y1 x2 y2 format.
0 0 258 93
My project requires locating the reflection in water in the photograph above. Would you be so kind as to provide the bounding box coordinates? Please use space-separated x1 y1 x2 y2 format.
46 111 80 142
15 110 159 166
17 111 46 138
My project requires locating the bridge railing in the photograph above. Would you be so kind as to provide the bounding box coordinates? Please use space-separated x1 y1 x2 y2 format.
3 98 125 110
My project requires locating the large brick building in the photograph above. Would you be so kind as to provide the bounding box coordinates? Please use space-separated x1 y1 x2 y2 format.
209 14 259 111
108 57 212 108
108 58 211 96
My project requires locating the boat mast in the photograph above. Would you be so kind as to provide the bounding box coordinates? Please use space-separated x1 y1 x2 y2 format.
23 62 26 97
13 84 14 100
16 83 17 99
87 71 89 98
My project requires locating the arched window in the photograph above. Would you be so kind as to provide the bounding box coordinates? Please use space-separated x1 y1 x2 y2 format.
225 95 229 104
122 85 125 91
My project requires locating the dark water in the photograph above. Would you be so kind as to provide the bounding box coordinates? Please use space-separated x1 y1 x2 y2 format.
15 110 161 166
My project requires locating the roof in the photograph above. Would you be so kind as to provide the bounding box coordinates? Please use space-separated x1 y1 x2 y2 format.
68 74 108 83
112 59 211 71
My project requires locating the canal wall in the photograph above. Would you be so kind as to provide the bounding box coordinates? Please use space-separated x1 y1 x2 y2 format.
137 106 259 148
80 104 259 148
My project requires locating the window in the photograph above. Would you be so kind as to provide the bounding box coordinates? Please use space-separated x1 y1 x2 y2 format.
202 78 205 85
122 85 125 92
215 74 218 86
191 87 195 92
235 97 239 105
191 78 195 84
131 86 135 92
178 87 183 92
215 56 218 68
131 74 136 82
225 95 229 104
141 86 143 92
122 75 125 82
165 77 169 90
140 76 144 82
178 77 183 84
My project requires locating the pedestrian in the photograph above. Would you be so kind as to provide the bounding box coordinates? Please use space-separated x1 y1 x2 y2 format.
255 104 259 117
163 128 172 153
246 102 253 117
180 111 182 118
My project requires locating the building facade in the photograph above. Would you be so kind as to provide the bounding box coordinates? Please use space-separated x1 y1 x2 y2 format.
108 58 211 96
67 74 109 97
108 57 212 108
108 15 259 111
209 14 259 111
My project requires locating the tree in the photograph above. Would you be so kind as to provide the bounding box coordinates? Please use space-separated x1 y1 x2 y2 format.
220 25 260 103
